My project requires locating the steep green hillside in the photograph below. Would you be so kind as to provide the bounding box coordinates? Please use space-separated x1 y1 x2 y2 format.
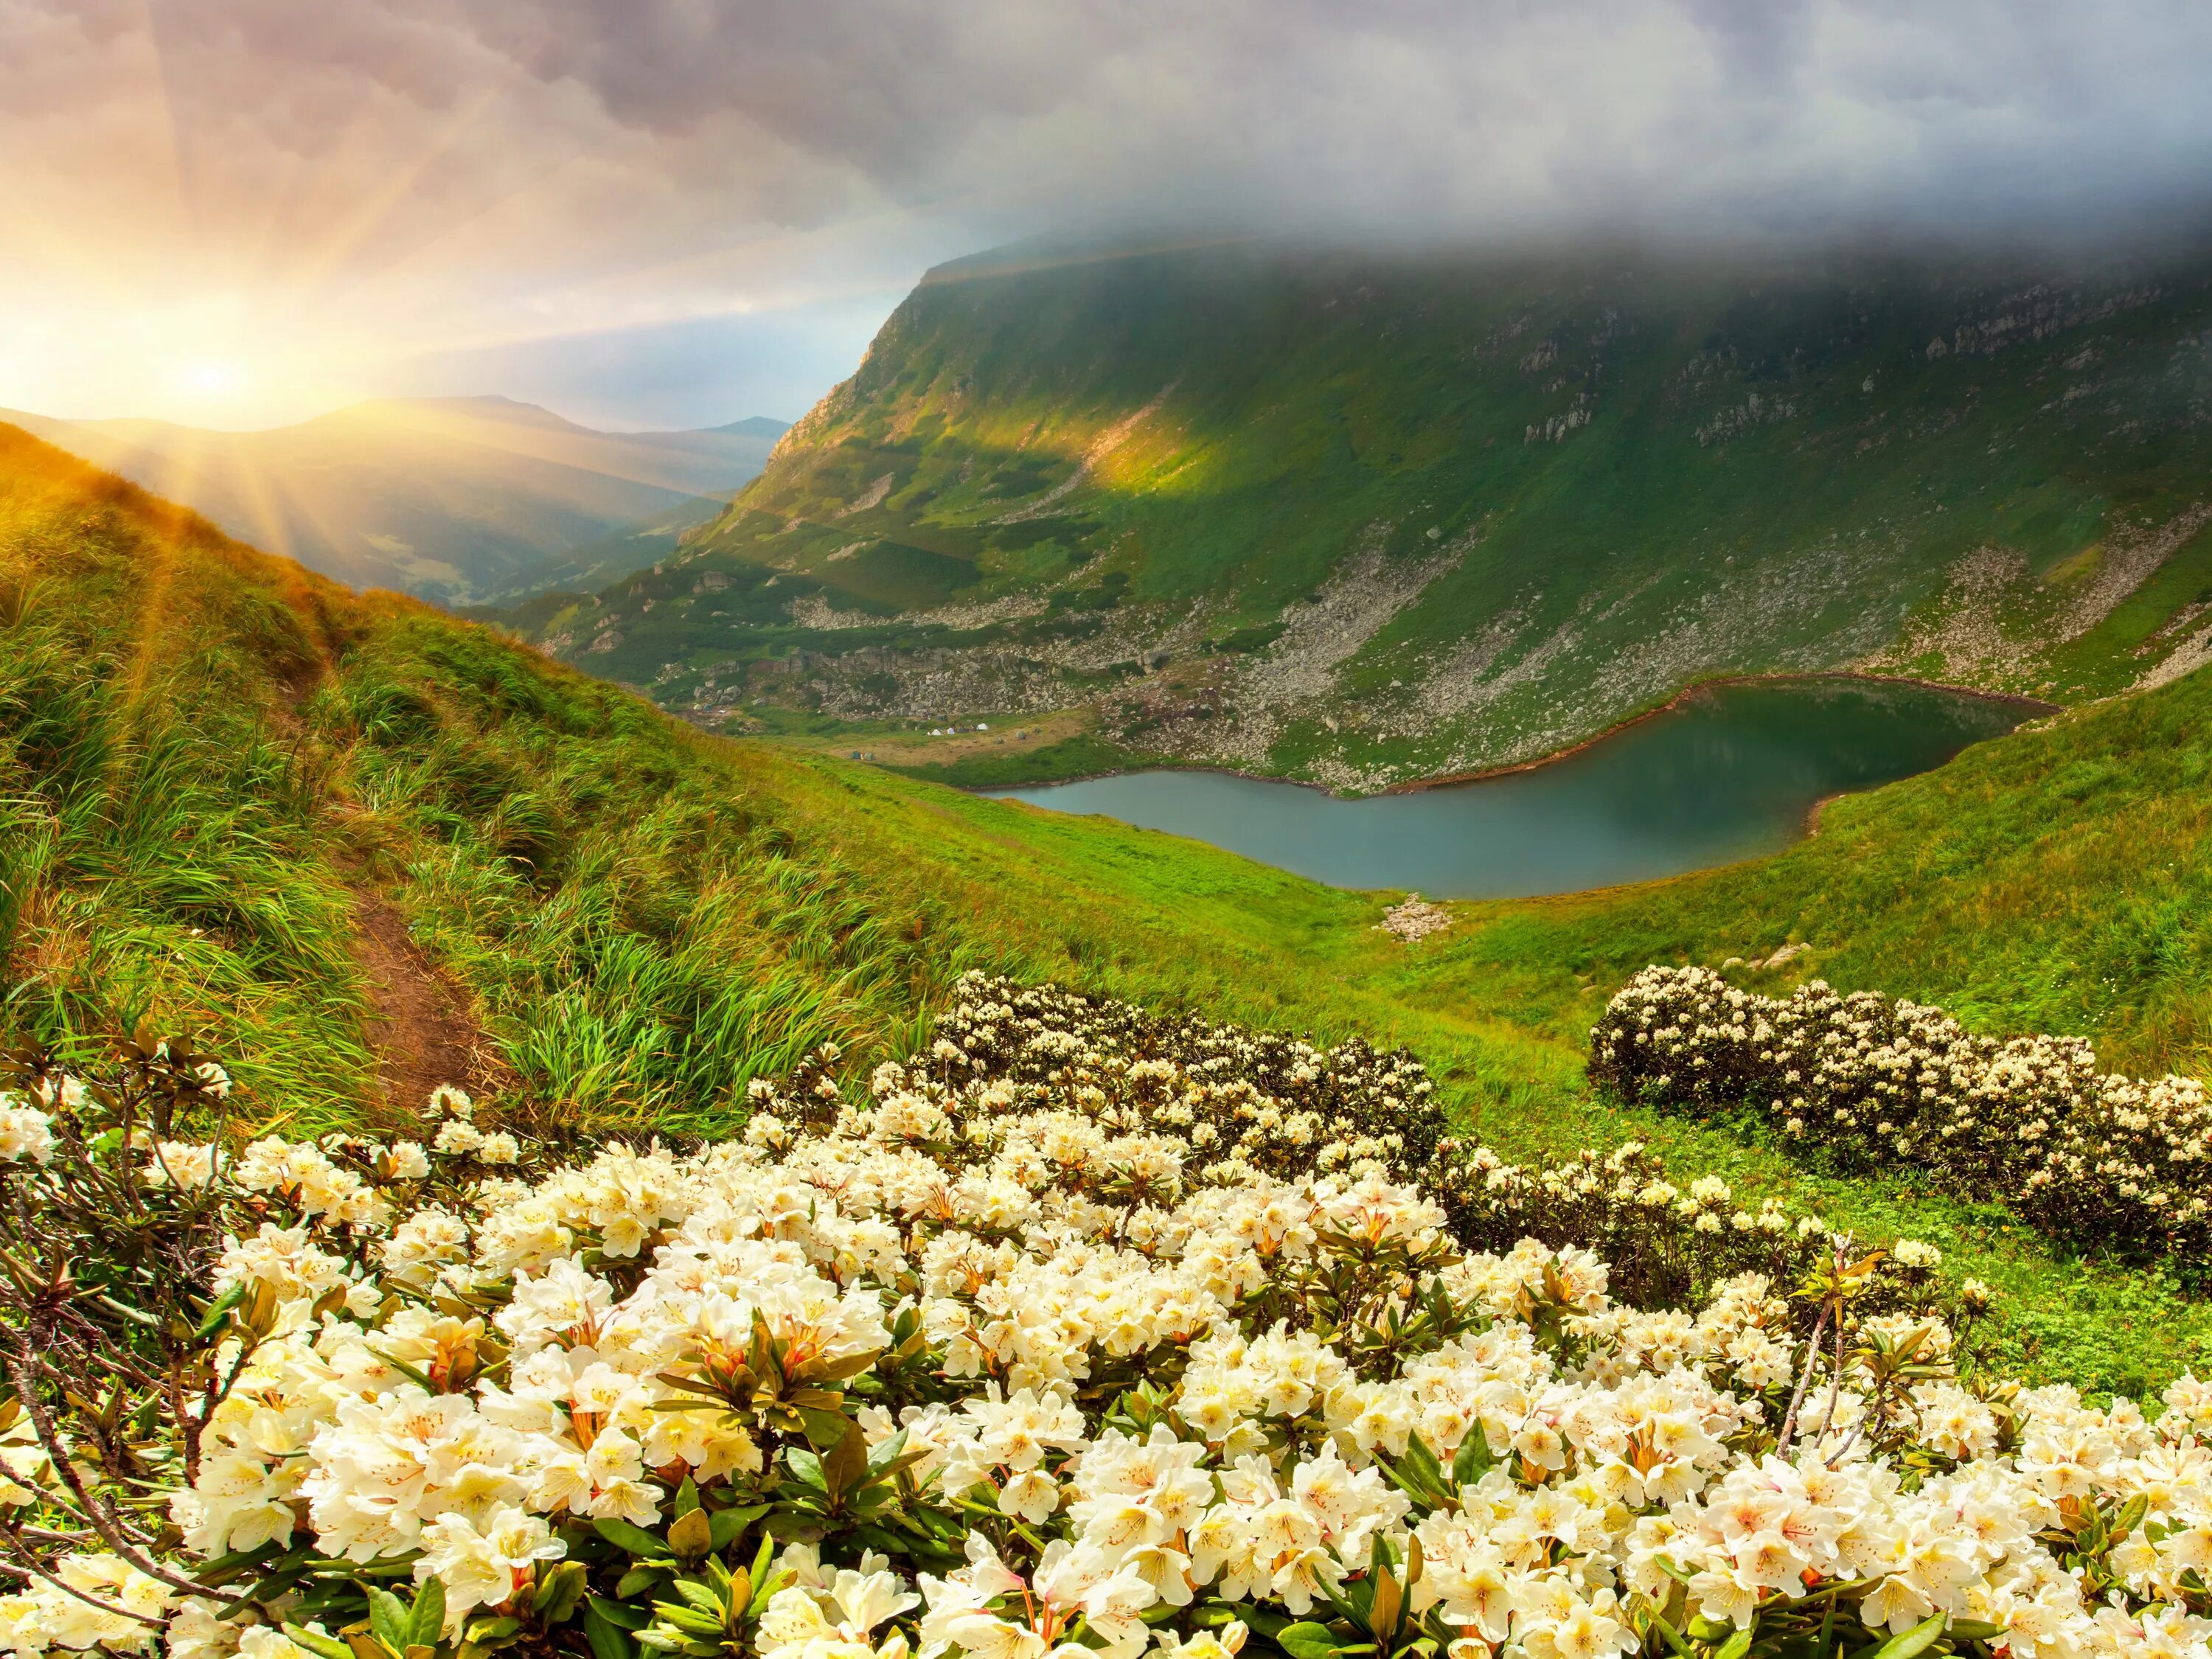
512 242 2212 789
4 420 2210 1390
0 423 942 1131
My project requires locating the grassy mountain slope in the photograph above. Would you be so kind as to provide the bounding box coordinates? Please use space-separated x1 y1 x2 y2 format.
4 397 787 606
0 422 938 1130
515 241 2212 788
3 421 2208 1390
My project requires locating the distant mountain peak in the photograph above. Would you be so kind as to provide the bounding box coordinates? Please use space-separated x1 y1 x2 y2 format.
335 396 584 432
7 393 790 607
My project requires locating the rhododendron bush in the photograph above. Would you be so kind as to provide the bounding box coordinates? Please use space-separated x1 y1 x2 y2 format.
0 977 2208 1659
1590 967 2212 1266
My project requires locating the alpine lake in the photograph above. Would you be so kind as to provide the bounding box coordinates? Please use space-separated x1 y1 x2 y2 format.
982 678 2038 898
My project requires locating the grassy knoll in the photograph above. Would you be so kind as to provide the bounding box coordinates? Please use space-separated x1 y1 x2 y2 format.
3 422 2210 1394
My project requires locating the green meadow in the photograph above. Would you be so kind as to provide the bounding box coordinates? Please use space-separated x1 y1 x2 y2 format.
3 420 2210 1395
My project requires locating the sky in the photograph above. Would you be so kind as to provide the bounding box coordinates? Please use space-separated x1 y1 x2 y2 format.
2 0 2209 433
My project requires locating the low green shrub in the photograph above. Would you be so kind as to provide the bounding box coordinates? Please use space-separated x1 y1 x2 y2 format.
1590 965 2212 1267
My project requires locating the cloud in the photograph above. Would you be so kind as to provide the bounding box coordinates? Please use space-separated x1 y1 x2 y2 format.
1 0 2208 425
431 0 2212 239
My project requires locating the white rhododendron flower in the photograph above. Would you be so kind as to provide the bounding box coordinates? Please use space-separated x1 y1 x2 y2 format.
1591 966 2212 1262
4 974 2209 1659
0 1104 55 1165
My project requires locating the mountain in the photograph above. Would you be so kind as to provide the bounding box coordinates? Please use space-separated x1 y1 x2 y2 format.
2 419 2208 1389
0 396 788 605
508 242 2212 789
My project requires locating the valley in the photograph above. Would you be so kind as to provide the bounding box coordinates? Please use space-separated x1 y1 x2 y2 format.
4 396 788 605
495 241 2212 792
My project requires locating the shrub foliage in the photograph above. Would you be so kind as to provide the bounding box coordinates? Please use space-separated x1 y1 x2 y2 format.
1590 966 2212 1265
0 975 2202 1659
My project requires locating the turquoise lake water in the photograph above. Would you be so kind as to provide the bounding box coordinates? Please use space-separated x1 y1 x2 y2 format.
983 679 2032 898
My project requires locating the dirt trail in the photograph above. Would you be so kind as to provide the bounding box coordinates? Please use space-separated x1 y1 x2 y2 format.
349 889 501 1121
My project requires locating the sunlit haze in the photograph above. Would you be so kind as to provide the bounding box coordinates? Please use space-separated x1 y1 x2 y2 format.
5 0 2211 430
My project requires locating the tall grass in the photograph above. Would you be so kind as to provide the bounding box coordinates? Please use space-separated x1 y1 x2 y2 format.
0 460 374 1115
324 621 962 1136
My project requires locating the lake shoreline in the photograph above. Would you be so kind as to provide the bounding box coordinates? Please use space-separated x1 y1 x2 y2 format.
973 671 2060 801
1380 671 2061 796
973 675 2042 900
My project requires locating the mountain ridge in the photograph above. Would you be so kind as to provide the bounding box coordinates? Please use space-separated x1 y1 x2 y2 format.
1 397 790 605
504 241 2212 789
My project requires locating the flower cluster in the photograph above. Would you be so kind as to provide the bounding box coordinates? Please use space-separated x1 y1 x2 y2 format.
825 975 1448 1189
1590 966 2212 1265
1 981 2208 1659
1425 1141 1934 1321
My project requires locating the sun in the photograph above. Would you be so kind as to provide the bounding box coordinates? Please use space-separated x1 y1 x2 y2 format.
172 358 247 400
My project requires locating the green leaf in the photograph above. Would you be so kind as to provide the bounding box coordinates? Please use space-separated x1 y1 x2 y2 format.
465 1618 523 1644
649 1604 725 1637
1406 1433 1444 1482
1712 1628 1751 1659
372 1350 440 1394
1450 1431 1492 1487
745 1532 783 1615
534 1562 588 1624
588 1598 653 1633
672 1582 724 1617
866 1430 914 1476
1279 1622 1342 1659
2112 1495 2149 1542
240 1559 316 1608
585 1601 641 1659
282 1625 356 1659
186 1543 283 1587
596 1517 676 1559
368 1588 413 1657
193 1284 248 1342
409 1577 447 1650
795 1405 851 1447
1639 1607 1690 1659
824 1417 869 1496
1868 1615 1947 1659
666 1509 714 1559
708 1506 767 1551
810 1349 880 1384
